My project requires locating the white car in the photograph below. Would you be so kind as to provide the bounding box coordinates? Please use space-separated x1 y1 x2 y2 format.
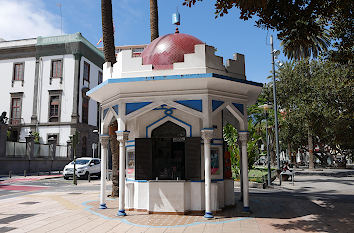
63 157 101 180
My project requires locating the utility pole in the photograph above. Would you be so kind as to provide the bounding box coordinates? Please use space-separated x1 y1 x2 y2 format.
71 131 79 185
270 35 281 170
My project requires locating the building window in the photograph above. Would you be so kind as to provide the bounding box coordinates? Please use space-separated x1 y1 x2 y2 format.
50 60 63 84
10 97 22 125
47 134 58 144
83 61 90 82
12 63 24 86
49 95 61 122
82 97 89 124
98 71 103 84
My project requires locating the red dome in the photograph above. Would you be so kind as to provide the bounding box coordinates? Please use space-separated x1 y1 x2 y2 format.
142 33 204 70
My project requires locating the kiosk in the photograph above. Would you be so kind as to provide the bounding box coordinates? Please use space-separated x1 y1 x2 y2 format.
87 32 262 218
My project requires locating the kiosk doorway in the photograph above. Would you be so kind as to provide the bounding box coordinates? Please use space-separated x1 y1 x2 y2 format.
151 121 186 180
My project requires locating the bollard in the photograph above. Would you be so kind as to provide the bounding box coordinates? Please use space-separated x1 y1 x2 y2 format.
24 170 26 177
9 170 12 178
88 173 91 183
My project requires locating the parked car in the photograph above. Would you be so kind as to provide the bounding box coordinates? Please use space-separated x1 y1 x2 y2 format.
63 157 101 180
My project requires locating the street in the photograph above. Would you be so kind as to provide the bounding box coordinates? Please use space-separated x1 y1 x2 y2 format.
0 170 353 233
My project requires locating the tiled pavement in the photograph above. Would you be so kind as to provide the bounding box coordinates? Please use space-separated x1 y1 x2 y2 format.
0 174 353 233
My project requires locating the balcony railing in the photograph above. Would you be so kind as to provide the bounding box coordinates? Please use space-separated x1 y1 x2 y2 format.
8 117 24 126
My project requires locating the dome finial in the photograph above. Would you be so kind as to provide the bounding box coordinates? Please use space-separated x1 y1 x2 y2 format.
172 7 180 34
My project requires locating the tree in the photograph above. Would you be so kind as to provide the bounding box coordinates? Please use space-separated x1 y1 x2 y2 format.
150 0 159 41
183 0 353 62
101 0 119 196
101 0 116 64
109 120 119 197
275 59 353 167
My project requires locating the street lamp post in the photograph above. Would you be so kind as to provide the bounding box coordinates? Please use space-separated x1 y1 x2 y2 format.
259 104 272 186
270 35 281 170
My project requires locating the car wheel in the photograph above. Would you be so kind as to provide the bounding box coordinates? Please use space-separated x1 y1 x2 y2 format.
64 176 69 180
97 172 101 179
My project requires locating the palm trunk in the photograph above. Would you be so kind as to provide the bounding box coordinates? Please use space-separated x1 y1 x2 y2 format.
101 0 116 64
109 121 119 197
150 0 159 41
308 128 314 169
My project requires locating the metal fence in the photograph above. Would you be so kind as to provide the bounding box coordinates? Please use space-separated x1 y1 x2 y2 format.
5 141 68 158
5 142 26 157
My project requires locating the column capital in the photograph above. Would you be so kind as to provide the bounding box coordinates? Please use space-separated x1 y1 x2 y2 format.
238 131 249 142
201 128 214 142
100 135 110 148
116 131 129 143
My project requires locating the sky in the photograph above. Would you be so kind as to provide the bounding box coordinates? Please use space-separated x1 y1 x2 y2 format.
0 0 285 84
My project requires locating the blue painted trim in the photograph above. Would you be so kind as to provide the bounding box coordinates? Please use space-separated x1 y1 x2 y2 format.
100 134 109 136
232 103 244 115
126 102 152 115
145 114 192 137
115 130 130 133
87 73 263 95
103 108 109 119
126 179 147 182
126 178 148 182
211 143 223 146
99 203 107 209
202 128 214 130
239 131 249 133
212 100 224 112
242 206 251 213
117 209 126 216
127 140 135 143
82 200 250 227
175 100 202 112
126 145 135 148
204 212 214 219
112 105 118 115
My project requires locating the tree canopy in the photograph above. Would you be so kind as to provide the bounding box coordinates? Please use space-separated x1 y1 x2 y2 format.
183 0 353 62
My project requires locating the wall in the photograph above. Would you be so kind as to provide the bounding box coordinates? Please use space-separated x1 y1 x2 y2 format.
0 157 70 175
0 57 36 124
37 54 75 124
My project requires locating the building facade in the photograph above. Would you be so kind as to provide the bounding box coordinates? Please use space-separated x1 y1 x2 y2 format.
0 33 105 158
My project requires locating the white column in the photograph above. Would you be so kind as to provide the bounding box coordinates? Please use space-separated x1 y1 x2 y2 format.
99 135 109 209
201 128 214 218
239 131 250 212
238 141 243 201
116 130 129 216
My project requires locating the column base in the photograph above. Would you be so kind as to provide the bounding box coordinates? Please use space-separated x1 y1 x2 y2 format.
99 204 107 209
204 212 214 219
117 209 127 216
242 206 251 214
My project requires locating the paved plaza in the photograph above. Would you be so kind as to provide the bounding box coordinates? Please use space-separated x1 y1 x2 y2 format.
0 169 353 233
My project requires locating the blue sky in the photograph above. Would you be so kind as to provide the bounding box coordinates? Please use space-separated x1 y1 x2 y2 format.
0 0 285 84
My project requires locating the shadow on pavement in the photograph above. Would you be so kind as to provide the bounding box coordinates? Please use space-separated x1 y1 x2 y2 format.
247 191 354 232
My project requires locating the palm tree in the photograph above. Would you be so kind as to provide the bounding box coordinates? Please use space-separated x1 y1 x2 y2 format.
101 0 116 64
109 120 119 197
281 20 330 60
101 0 119 196
150 0 159 41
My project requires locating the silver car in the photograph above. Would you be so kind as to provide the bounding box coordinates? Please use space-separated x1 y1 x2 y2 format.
63 157 101 180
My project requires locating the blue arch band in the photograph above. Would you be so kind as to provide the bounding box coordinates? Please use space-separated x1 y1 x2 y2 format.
99 203 107 209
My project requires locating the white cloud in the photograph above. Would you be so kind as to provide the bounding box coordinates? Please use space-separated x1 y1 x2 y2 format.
0 0 62 40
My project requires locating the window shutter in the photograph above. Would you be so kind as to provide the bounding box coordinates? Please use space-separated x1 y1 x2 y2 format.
135 138 152 180
185 137 201 180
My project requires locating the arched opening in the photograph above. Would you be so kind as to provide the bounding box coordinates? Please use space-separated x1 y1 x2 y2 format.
151 121 186 180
